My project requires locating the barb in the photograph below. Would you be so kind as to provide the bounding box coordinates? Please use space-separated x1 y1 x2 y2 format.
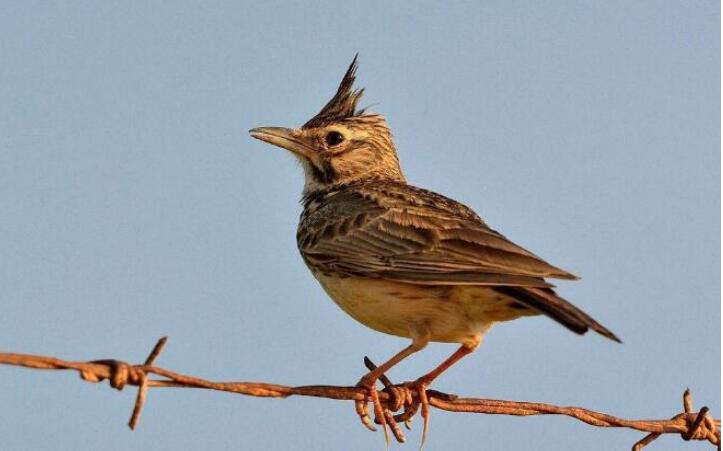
0 338 719 450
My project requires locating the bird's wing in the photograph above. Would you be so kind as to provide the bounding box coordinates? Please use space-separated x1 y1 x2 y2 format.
299 183 577 288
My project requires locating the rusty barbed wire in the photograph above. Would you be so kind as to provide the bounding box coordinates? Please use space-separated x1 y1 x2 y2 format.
0 337 719 450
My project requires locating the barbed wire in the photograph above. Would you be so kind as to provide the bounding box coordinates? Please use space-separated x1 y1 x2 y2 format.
0 337 719 449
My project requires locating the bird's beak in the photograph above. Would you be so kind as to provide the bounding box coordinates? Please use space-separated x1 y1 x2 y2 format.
249 127 311 158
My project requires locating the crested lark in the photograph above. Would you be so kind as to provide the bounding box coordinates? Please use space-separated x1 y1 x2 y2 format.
250 56 619 441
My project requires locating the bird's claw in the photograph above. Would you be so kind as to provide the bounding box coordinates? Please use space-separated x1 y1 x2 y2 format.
356 377 391 445
354 395 377 432
389 379 431 448
356 359 434 447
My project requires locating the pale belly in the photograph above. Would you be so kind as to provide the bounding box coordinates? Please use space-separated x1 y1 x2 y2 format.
313 272 535 344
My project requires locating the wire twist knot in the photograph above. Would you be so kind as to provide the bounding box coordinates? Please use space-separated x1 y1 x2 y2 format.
85 360 146 390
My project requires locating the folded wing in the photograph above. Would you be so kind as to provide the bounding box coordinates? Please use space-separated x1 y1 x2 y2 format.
299 183 576 287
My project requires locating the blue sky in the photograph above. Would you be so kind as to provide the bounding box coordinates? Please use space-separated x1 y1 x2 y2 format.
0 2 719 450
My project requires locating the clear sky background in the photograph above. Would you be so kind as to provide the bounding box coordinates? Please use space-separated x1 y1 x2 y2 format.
0 2 719 450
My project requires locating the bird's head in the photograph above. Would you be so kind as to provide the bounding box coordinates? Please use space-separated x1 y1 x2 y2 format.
250 56 404 194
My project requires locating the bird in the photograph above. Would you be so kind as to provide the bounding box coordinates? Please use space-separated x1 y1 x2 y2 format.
249 55 619 443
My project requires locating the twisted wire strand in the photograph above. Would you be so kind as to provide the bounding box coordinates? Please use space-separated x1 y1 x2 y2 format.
0 337 719 450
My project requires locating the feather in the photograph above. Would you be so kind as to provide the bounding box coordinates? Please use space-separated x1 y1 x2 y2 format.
303 55 366 129
495 286 622 342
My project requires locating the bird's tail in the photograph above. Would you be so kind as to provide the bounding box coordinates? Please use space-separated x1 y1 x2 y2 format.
496 286 621 343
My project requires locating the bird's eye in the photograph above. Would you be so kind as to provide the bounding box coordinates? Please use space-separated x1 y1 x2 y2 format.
325 131 345 147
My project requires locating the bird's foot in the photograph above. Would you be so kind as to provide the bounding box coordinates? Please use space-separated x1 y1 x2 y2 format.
357 357 436 447
356 357 416 444
355 374 393 445
385 378 432 449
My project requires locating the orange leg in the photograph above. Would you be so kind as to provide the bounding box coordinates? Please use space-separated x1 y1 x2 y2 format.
412 338 481 446
418 340 479 386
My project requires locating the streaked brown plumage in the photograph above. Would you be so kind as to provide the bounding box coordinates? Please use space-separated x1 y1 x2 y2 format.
250 55 619 442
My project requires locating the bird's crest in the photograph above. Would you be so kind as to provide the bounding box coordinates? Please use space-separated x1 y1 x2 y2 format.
303 55 366 129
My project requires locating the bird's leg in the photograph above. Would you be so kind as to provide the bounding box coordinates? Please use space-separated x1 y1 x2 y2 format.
356 334 428 444
406 337 481 447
